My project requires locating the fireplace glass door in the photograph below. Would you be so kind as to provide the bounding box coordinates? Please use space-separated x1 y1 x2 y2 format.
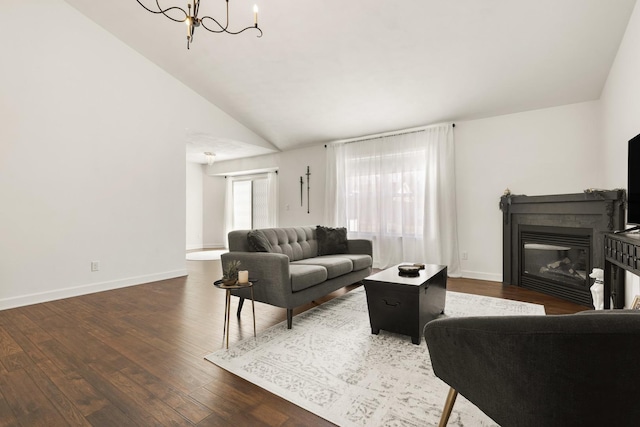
520 226 591 295
522 243 589 287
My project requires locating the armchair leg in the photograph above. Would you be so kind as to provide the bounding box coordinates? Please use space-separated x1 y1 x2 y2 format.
236 297 245 318
286 309 293 329
438 387 458 427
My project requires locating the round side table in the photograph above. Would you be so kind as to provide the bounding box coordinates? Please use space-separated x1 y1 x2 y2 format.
213 280 256 349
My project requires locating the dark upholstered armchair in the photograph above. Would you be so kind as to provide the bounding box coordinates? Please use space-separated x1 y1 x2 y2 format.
424 310 640 427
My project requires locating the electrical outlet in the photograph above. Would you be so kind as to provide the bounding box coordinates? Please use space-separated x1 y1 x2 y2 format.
461 251 468 260
91 261 100 272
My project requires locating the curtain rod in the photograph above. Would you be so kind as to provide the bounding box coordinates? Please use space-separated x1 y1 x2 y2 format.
326 123 455 147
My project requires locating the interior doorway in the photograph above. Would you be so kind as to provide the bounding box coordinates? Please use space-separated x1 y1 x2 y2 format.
228 173 277 232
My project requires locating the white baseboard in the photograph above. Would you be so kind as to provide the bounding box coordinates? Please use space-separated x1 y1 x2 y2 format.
0 269 188 311
186 243 203 250
203 242 226 249
460 270 502 282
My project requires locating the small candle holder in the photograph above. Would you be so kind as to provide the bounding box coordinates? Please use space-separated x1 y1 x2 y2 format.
238 270 249 284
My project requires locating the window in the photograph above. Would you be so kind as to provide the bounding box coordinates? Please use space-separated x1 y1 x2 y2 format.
325 124 460 274
345 151 425 236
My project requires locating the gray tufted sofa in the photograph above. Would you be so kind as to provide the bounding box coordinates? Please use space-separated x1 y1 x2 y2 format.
221 226 373 328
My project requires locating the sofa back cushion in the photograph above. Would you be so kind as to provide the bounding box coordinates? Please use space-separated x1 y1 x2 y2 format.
316 226 348 255
228 227 318 261
247 229 273 252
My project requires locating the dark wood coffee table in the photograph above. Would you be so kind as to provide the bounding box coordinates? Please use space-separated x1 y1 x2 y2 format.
363 263 447 345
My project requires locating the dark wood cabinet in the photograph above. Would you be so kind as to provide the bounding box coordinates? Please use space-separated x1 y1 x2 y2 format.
603 232 640 308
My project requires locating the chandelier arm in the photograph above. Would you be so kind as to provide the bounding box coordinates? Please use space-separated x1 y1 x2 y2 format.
222 25 263 37
198 0 229 32
226 0 230 29
193 0 199 19
200 17 262 37
156 0 187 22
199 16 228 33
132 0 187 23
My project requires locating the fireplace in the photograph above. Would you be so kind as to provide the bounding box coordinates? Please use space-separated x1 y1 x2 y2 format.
500 190 625 307
520 225 592 305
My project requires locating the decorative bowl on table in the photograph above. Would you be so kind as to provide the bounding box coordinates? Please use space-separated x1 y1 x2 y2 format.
215 278 237 287
398 264 421 277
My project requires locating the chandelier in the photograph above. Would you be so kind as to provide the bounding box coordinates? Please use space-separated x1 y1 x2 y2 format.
135 0 262 49
204 152 216 165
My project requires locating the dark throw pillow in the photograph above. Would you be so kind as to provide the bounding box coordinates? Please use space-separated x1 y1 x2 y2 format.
316 225 348 256
247 229 273 252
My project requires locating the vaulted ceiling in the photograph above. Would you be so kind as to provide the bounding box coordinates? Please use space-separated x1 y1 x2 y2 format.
65 0 637 155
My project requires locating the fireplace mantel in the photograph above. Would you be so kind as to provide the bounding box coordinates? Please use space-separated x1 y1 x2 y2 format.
500 190 626 306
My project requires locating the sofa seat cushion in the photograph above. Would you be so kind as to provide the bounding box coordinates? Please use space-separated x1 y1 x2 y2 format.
334 254 372 271
292 256 353 279
289 264 328 292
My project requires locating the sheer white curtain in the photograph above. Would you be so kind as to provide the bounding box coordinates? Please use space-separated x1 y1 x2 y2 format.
325 124 460 276
266 171 278 227
223 177 234 249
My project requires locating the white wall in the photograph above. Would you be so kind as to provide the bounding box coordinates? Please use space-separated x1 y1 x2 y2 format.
201 2 636 298
455 101 603 280
206 104 602 283
207 145 327 229
279 145 327 226
601 1 640 307
186 162 204 250
0 0 269 309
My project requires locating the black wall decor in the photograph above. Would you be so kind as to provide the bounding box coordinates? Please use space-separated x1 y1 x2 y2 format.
306 166 311 214
300 176 304 206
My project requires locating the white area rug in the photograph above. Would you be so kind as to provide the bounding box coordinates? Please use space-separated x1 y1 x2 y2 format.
186 250 227 261
205 287 545 426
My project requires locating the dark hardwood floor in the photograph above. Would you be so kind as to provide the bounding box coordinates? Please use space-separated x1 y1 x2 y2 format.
0 258 588 426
